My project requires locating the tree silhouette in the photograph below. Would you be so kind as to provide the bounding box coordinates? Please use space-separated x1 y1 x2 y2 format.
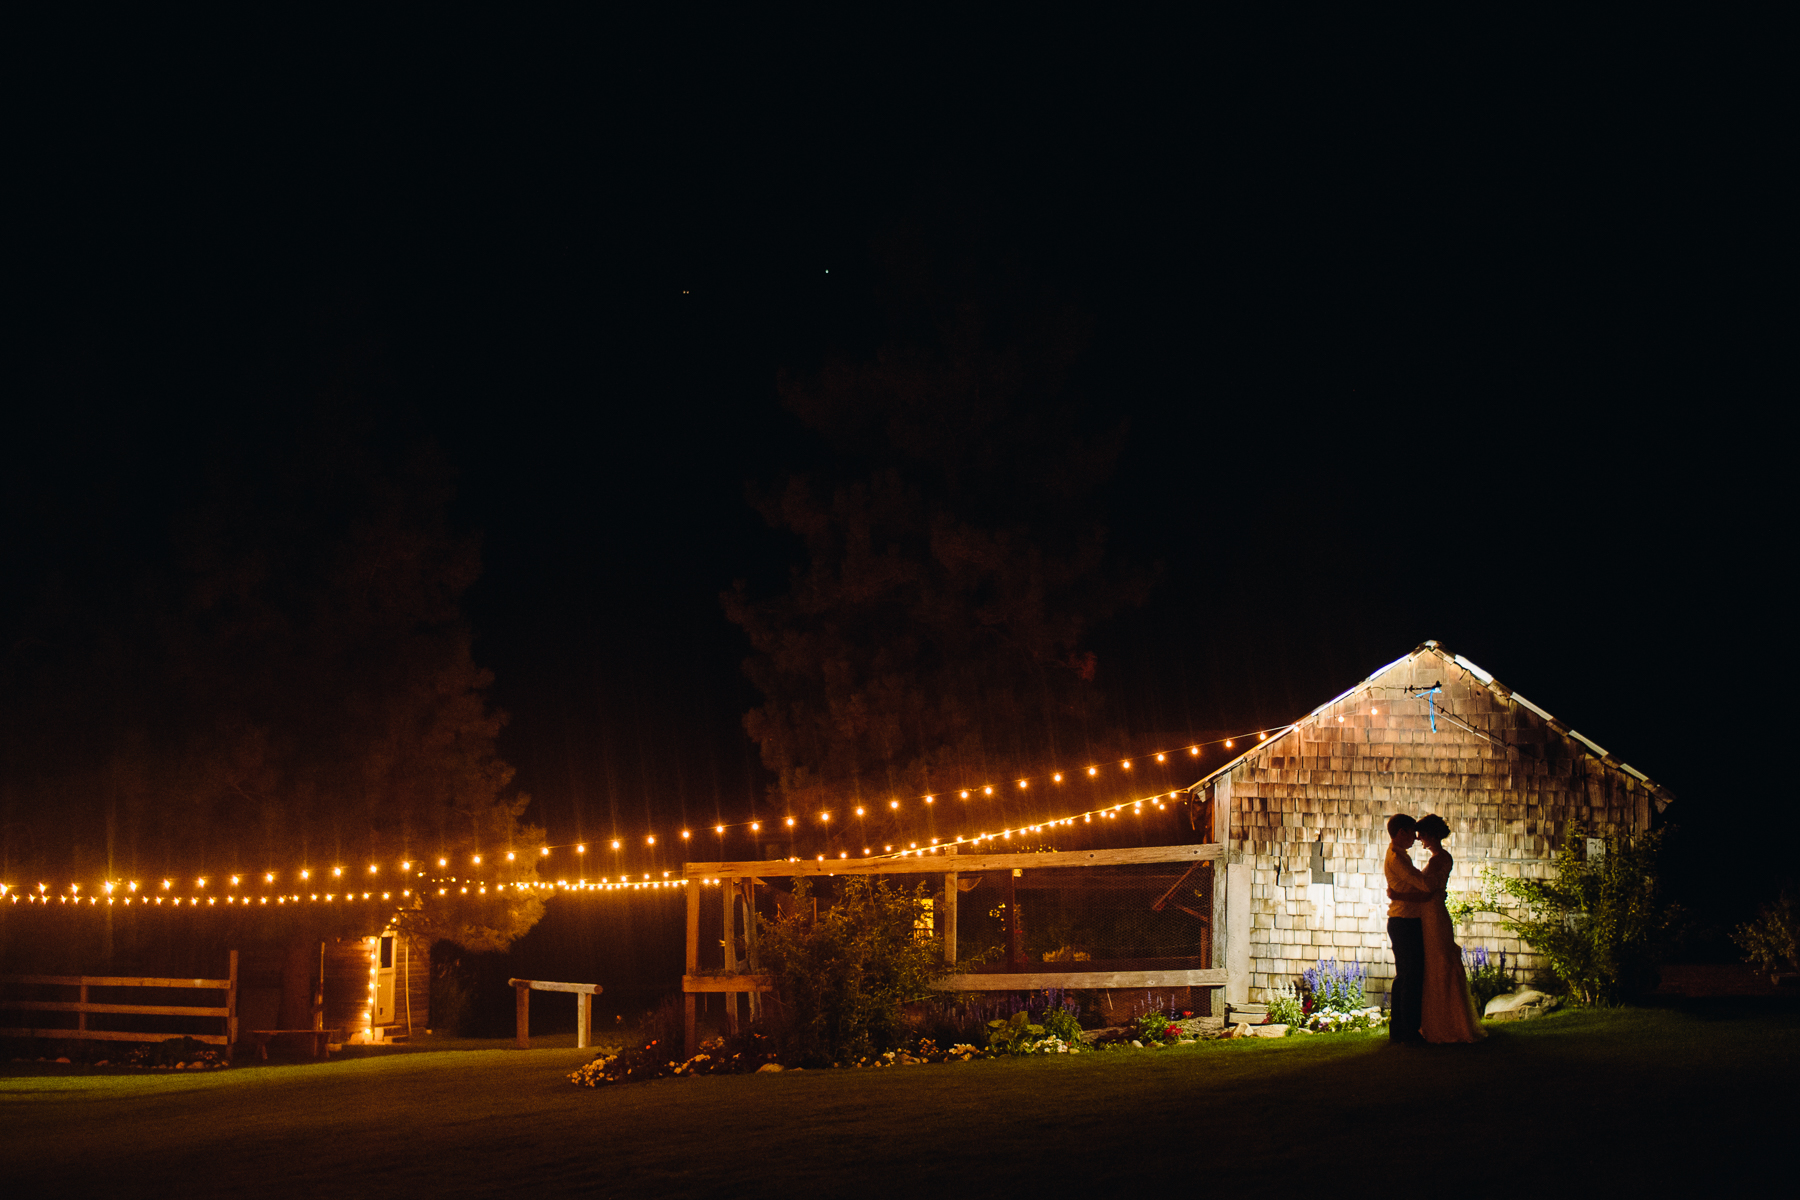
725 228 1151 851
0 404 542 954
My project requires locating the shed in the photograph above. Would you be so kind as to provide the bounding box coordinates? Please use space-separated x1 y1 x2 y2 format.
236 926 430 1046
321 927 430 1042
1188 641 1673 1007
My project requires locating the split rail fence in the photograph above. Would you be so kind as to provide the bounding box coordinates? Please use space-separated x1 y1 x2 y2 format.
679 844 1234 1057
0 951 239 1059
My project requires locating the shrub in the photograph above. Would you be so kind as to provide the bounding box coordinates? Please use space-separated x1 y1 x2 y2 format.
1265 985 1305 1028
758 875 947 1066
1038 999 1084 1045
1445 865 1507 930
1130 1009 1183 1044
1300 958 1367 1013
1501 827 1679 1005
987 1010 1048 1054
1733 890 1798 977
1463 947 1516 1011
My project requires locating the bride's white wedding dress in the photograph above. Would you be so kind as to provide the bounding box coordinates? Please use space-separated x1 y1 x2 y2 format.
1420 847 1486 1043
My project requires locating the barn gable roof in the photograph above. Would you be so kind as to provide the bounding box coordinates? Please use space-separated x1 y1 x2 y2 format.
1186 641 1676 811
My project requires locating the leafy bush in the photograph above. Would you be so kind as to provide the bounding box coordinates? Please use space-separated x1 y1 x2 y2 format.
1445 865 1507 930
1131 1009 1180 1044
1038 1001 1083 1045
1265 985 1305 1028
1463 947 1516 1011
1733 890 1798 977
1501 827 1679 1005
1300 958 1367 1013
758 876 947 1066
987 1010 1048 1054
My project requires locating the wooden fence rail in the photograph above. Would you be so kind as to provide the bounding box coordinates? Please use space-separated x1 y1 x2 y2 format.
0 952 238 1058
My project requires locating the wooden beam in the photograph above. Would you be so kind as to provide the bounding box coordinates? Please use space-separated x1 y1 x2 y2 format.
2 1000 229 1018
683 879 700 1057
932 969 1228 991
943 870 957 965
0 1027 229 1044
684 843 1224 879
0 973 231 989
505 978 602 995
227 949 238 1060
683 975 774 993
577 993 591 1050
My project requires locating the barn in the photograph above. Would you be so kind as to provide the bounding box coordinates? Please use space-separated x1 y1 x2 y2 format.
1187 641 1675 1008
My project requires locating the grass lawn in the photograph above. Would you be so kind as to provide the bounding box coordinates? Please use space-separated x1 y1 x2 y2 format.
3 999 1794 1197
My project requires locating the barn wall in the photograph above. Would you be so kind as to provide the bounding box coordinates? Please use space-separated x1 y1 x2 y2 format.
1216 648 1659 1005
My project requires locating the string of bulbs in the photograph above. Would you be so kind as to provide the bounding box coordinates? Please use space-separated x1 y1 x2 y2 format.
3 716 1367 904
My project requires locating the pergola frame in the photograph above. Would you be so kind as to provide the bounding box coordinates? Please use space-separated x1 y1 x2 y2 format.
679 843 1233 1056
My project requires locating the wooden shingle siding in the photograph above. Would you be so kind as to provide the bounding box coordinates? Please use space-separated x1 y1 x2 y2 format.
1212 647 1657 1004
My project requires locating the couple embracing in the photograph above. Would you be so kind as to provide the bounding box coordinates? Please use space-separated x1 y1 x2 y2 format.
1384 813 1485 1044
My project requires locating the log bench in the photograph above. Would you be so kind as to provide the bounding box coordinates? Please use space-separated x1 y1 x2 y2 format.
249 1029 340 1060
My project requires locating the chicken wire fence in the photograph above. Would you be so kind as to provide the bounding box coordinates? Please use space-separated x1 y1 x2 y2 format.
693 862 1214 975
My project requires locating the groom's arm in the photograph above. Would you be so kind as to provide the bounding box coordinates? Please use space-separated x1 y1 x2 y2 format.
1387 887 1443 901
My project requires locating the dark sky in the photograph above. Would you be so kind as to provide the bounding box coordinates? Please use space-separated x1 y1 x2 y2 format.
7 17 1788 890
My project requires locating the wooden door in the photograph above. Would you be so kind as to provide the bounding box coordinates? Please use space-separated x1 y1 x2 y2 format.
374 934 397 1027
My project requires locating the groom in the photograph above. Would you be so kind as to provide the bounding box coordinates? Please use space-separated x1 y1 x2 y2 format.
1384 813 1440 1044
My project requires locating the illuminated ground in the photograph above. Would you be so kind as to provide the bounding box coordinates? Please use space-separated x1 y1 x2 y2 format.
4 1002 1792 1196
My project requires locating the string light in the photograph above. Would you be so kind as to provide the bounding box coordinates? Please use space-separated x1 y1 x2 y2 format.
15 721 1317 894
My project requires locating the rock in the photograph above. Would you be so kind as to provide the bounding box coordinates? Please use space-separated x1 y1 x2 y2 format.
1247 1024 1289 1038
1129 1039 1143 1048
1484 990 1559 1021
755 1062 784 1073
55 1056 71 1064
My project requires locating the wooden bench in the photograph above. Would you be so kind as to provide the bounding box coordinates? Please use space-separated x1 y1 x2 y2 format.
249 1029 339 1060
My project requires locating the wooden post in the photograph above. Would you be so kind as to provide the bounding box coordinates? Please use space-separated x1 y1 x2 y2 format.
1006 868 1020 971
577 992 591 1050
1211 778 1231 1019
78 983 87 1035
722 880 739 1036
742 879 761 1024
943 868 958 965
227 949 239 1061
515 980 531 1049
683 878 700 1057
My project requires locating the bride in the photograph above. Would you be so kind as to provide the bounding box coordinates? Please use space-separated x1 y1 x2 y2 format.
1414 814 1485 1043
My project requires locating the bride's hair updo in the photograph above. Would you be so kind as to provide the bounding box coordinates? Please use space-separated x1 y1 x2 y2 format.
1415 814 1450 842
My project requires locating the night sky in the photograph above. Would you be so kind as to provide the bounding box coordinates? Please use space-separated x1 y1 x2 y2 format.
6 18 1787 935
